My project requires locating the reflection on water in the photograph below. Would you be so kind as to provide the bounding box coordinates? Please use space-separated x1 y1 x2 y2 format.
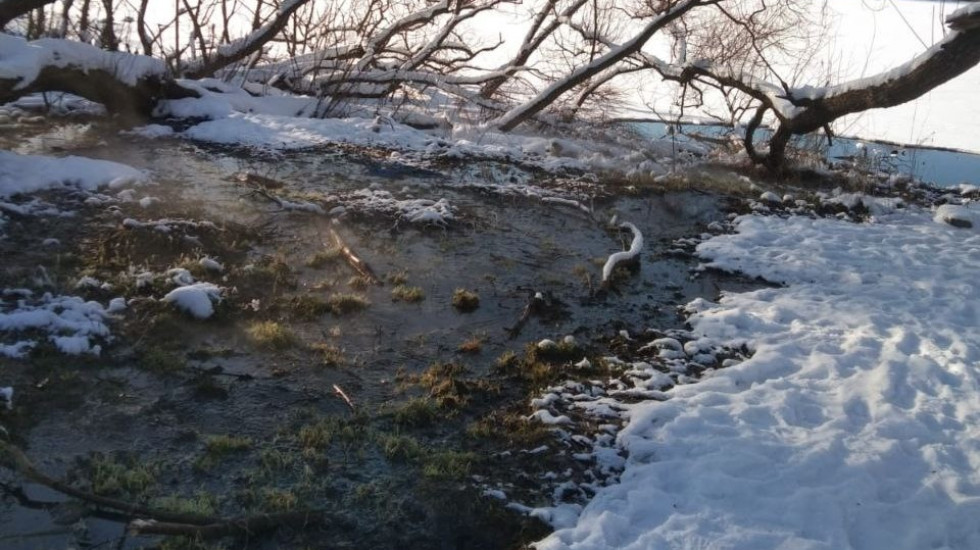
634 121 980 188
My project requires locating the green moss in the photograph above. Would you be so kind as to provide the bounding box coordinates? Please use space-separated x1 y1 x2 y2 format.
205 434 252 455
244 255 295 290
467 411 551 446
379 434 425 463
261 488 298 512
422 451 478 479
89 454 157 498
141 346 185 373
258 448 297 473
152 492 218 517
297 419 337 453
393 397 440 428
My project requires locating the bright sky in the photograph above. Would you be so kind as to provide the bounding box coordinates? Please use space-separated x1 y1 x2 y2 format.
141 0 979 152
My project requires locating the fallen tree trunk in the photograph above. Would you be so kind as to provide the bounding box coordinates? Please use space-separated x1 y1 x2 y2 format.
0 34 197 119
601 222 643 287
661 4 980 171
128 511 337 538
0 0 57 29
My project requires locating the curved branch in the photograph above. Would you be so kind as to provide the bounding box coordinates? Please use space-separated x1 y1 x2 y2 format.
182 0 315 79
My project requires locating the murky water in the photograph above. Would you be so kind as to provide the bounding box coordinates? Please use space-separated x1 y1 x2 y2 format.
0 121 762 549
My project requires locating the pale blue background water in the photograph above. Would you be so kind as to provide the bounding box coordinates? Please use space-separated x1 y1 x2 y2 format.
633 122 979 188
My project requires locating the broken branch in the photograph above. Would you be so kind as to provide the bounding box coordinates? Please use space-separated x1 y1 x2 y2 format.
601 222 643 286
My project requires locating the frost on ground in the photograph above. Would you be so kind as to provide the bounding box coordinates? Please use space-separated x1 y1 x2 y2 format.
0 292 116 356
149 83 698 179
535 202 980 549
325 188 454 225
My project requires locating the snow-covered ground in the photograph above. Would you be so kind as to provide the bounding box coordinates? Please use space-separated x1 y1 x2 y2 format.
533 201 980 549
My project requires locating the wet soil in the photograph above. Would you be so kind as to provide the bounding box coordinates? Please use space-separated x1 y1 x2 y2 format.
0 121 766 550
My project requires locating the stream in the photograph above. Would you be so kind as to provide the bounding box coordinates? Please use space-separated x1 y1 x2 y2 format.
0 120 764 550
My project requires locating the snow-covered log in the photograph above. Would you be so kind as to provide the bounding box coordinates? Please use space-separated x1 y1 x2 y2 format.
602 222 643 284
0 34 196 117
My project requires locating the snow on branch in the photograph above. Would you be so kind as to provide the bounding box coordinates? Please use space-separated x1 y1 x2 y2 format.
0 34 167 86
785 6 980 118
602 222 643 284
0 34 195 116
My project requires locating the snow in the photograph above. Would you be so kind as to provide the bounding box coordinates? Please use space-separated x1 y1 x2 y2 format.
0 151 148 198
935 204 978 228
601 222 643 283
535 202 980 549
198 257 224 273
162 283 222 319
0 293 112 356
0 34 166 88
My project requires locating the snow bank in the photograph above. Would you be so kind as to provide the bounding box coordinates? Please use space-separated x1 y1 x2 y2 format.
0 150 148 198
537 203 980 549
0 293 113 356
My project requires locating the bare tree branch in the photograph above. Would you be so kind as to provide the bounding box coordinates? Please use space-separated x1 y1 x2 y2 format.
182 0 314 79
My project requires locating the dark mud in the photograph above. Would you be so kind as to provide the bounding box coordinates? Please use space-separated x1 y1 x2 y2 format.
0 121 766 550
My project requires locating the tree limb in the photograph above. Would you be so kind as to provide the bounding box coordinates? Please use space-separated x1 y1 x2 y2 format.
0 0 57 29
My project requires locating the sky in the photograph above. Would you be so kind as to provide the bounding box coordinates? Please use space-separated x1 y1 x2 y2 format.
142 0 980 152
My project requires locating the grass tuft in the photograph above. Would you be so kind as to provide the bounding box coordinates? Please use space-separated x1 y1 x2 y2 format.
391 284 425 303
247 321 297 350
328 293 370 314
451 288 480 312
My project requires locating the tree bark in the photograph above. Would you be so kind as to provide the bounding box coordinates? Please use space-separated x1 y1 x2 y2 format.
0 36 197 120
0 0 56 29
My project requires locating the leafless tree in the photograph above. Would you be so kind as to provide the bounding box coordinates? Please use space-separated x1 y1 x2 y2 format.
1 0 979 171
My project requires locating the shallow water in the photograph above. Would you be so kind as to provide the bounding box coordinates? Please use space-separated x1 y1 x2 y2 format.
0 123 762 549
